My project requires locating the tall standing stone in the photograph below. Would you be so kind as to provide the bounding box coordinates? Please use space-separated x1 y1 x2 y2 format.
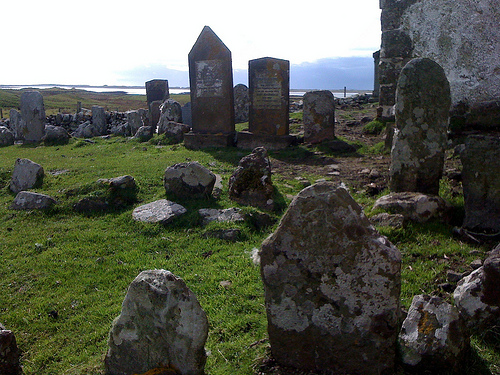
303 90 335 144
389 58 450 195
373 50 381 100
185 26 235 149
461 135 500 233
260 182 401 374
238 57 295 150
19 91 45 142
9 109 23 141
105 270 208 375
145 79 169 107
234 83 249 123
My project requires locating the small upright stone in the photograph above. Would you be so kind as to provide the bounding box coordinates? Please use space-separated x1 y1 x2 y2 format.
234 83 249 123
126 110 144 135
0 324 22 375
164 162 216 199
228 147 274 211
303 90 335 144
399 295 469 372
0 126 14 146
145 79 169 107
185 26 235 149
105 270 208 375
20 90 46 142
260 182 401 374
10 158 44 194
92 106 107 136
461 135 500 233
389 58 450 195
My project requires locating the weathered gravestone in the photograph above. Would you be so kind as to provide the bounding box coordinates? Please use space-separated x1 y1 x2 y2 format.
105 270 208 375
145 79 169 107
20 90 46 142
389 58 450 195
234 83 249 123
185 26 235 149
92 105 107 136
238 57 295 150
460 135 500 233
303 90 335 144
260 182 402 374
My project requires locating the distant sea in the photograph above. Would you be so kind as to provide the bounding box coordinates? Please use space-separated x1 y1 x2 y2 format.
0 84 366 98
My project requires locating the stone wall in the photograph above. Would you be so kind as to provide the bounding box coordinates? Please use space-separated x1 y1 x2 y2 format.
380 0 500 108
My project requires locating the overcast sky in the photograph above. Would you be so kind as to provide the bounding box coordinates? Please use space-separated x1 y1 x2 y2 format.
3 0 381 89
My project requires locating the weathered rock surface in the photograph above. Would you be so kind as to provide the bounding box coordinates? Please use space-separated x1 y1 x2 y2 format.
0 324 22 375
164 162 216 199
461 135 500 233
399 295 469 372
133 126 153 142
389 58 450 195
0 126 14 146
105 269 208 375
159 99 183 124
42 124 70 145
260 182 401 374
229 147 274 211
198 207 245 226
234 84 249 123
157 121 191 143
126 110 145 135
303 90 335 144
10 191 56 210
370 212 405 228
10 158 44 194
373 192 450 223
92 106 107 136
20 90 46 142
132 200 187 224
454 245 500 332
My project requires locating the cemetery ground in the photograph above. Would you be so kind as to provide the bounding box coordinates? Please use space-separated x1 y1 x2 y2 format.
0 89 499 374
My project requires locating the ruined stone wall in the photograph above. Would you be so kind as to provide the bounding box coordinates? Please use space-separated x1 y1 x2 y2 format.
380 0 500 108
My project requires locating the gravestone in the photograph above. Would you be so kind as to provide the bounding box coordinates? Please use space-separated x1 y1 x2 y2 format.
92 106 107 136
149 100 162 131
389 58 450 195
105 270 208 375
185 26 235 149
303 90 335 144
260 182 401 374
20 90 46 142
238 57 295 149
146 79 169 107
234 83 249 123
181 102 192 126
461 135 500 233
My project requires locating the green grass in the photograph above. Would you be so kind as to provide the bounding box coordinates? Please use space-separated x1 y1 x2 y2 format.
0 137 499 374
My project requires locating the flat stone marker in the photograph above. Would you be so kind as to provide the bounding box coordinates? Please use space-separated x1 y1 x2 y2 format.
260 182 401 374
145 79 169 107
303 90 335 144
389 58 450 195
132 200 187 224
20 91 45 142
185 26 235 149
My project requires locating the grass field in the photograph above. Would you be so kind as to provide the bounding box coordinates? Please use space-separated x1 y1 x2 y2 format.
0 88 499 374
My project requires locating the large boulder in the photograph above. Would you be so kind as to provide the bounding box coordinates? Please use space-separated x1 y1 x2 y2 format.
260 182 402 374
0 324 22 375
389 58 451 195
0 126 14 146
10 158 44 194
164 162 216 199
399 295 469 372
461 135 500 233
454 245 500 332
228 147 274 211
10 191 56 210
159 99 183 124
105 270 208 375
373 192 450 223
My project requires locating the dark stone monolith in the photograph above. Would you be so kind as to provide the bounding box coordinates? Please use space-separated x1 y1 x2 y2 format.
146 79 169 107
389 58 450 195
20 91 45 142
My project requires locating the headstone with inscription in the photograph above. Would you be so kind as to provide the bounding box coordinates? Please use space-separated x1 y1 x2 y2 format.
185 26 235 149
145 79 169 107
238 57 295 150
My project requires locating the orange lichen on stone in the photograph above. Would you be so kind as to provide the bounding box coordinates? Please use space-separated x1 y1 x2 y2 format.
418 309 437 337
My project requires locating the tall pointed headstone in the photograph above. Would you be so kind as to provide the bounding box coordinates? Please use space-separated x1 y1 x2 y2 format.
238 57 295 150
185 26 235 149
